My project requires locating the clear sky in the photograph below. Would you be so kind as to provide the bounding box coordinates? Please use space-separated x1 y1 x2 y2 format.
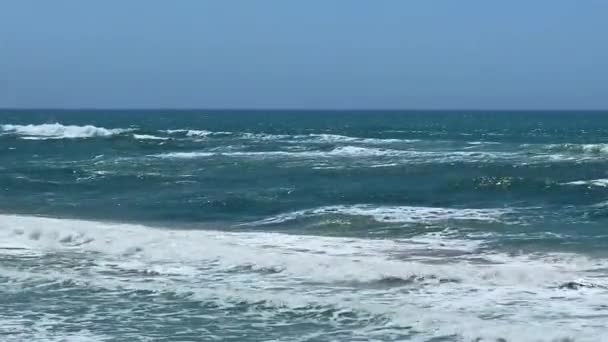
1 0 607 109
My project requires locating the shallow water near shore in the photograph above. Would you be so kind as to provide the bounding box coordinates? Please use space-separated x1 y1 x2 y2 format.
2 110 608 341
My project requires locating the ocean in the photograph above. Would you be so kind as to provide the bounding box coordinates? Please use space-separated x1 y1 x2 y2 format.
2 110 608 341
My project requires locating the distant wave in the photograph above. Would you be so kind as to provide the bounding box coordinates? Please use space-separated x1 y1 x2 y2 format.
152 151 216 158
151 146 403 159
240 132 420 145
133 134 168 141
466 141 501 146
246 204 512 225
304 134 419 144
163 129 232 137
164 129 213 137
240 132 292 140
1 123 132 139
564 179 608 187
161 129 421 145
524 143 608 155
150 146 515 164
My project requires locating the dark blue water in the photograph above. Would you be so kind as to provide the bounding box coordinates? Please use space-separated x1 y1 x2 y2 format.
1 110 608 341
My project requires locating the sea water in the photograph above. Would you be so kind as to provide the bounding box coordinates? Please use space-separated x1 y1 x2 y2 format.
2 110 608 341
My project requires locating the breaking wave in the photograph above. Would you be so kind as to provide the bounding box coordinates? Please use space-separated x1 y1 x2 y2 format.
564 179 608 187
1 214 607 341
1 123 132 139
525 143 608 155
150 146 515 163
246 204 512 225
163 129 218 137
132 134 168 140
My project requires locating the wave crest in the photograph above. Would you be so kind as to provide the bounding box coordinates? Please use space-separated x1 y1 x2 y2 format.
1 123 131 139
564 179 608 187
525 143 608 155
133 134 168 141
247 204 511 225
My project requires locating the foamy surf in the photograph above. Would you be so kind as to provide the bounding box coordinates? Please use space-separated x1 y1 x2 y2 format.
149 147 520 165
6 110 608 341
564 179 608 187
246 204 512 225
161 130 421 145
132 134 168 140
1 123 132 139
163 129 233 137
1 214 607 341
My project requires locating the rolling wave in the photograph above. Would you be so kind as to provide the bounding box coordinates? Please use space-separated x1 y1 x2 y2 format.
246 204 512 225
524 143 608 155
564 179 608 187
132 134 168 140
1 214 606 341
303 133 419 144
150 146 515 163
1 123 132 139
162 130 422 145
163 129 220 137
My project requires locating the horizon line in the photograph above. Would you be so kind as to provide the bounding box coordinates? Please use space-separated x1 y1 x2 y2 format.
1 107 608 112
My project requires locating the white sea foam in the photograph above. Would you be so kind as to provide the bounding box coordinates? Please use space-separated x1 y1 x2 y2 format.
564 178 608 187
577 143 608 154
525 143 608 155
466 141 501 145
0 214 597 285
1 123 131 139
152 151 216 158
1 214 608 341
164 129 188 134
306 133 418 144
132 134 168 140
165 131 421 145
163 129 227 137
247 204 511 225
150 146 398 159
240 132 422 145
185 129 214 137
240 132 292 140
0 317 109 342
151 146 516 163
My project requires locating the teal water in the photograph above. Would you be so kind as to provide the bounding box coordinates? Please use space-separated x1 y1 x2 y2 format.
2 110 608 341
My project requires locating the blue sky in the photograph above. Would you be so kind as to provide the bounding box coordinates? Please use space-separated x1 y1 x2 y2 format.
1 0 607 109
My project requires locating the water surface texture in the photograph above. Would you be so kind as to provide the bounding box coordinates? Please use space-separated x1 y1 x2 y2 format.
2 110 608 341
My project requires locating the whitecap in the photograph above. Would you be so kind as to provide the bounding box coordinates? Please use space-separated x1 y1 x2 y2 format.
133 134 168 140
306 133 419 144
1 123 131 139
152 151 216 159
246 204 511 225
185 130 214 137
564 179 608 187
163 129 231 137
150 147 518 164
525 143 608 155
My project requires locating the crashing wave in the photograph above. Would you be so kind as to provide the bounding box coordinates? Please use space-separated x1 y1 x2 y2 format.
246 204 511 225
525 143 608 155
133 134 168 140
305 134 419 144
2 214 608 341
1 123 132 139
151 146 514 163
163 129 230 137
564 179 608 187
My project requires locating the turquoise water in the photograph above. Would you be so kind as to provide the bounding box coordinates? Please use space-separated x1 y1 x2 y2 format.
2 110 608 341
